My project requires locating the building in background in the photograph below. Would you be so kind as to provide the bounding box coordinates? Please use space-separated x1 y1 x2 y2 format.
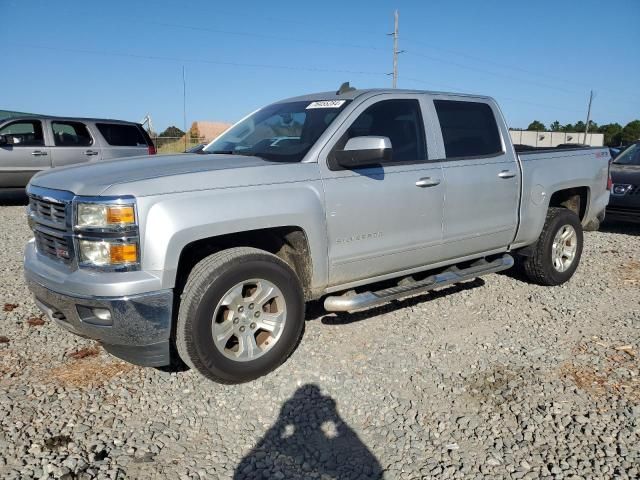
510 130 604 148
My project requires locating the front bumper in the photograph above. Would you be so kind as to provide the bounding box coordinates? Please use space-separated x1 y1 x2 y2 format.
26 276 173 368
607 194 640 223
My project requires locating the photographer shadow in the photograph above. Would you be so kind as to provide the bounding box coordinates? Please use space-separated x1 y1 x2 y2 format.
234 384 383 479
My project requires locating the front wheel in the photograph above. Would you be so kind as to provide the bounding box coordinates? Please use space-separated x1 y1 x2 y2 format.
176 247 305 384
522 207 584 286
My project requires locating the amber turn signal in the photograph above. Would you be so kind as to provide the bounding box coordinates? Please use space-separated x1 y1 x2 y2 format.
109 243 138 264
106 206 135 224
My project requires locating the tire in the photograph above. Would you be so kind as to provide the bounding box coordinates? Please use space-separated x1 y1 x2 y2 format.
522 207 584 286
176 247 305 384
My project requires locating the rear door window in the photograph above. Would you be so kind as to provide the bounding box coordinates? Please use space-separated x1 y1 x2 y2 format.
52 121 93 147
434 100 502 158
0 120 44 146
96 123 147 146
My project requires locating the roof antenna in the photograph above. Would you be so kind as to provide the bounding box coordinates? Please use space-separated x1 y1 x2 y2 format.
336 82 356 95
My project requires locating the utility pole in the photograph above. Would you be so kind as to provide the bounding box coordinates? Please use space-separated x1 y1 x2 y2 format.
388 10 402 88
182 66 188 152
583 90 594 145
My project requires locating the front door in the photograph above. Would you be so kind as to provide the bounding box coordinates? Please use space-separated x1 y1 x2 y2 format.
319 95 445 287
0 119 50 187
49 120 101 167
432 98 520 260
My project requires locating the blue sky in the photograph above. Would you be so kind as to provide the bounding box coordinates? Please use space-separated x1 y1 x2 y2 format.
2 0 639 132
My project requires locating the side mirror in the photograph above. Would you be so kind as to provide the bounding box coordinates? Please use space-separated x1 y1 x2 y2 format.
334 136 392 169
0 134 9 146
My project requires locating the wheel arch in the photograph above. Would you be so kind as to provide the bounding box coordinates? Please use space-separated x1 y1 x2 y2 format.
173 226 316 301
548 186 590 223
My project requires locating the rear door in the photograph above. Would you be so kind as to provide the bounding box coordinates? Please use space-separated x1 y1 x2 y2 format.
319 94 445 287
0 119 50 187
432 98 520 260
95 122 150 159
49 120 101 167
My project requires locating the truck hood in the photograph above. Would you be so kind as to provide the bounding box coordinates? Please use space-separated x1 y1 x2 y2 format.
611 163 640 184
30 154 314 196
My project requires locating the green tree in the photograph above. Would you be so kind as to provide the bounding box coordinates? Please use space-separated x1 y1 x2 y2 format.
573 121 586 133
159 126 185 138
527 120 546 131
622 120 640 144
550 121 561 131
561 123 574 132
598 123 623 147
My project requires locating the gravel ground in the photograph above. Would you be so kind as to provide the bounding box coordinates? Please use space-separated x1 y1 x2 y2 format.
1 193 639 480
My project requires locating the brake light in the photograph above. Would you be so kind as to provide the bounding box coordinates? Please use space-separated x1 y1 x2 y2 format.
148 144 157 155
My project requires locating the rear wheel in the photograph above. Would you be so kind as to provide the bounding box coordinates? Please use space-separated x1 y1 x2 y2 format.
176 247 305 384
523 207 583 286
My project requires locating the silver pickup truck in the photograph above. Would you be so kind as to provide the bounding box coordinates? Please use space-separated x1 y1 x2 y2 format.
24 87 611 384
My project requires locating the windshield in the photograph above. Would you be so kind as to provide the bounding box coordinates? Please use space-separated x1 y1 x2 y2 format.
614 143 640 166
203 100 350 162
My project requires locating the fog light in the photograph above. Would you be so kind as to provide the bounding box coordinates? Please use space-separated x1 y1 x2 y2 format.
93 308 112 322
77 306 113 326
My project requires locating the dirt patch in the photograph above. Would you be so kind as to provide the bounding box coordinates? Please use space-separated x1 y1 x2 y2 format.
3 303 18 312
0 336 9 344
67 346 101 360
620 260 640 286
27 316 45 327
560 340 639 403
466 365 535 406
49 357 134 388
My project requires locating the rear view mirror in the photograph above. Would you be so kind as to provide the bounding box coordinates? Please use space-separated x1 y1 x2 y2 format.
334 136 392 169
0 134 10 145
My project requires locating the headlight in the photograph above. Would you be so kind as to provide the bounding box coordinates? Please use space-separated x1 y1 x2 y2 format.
79 239 139 266
73 197 139 270
76 203 135 229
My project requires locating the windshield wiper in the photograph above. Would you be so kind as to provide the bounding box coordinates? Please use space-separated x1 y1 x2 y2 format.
206 149 259 157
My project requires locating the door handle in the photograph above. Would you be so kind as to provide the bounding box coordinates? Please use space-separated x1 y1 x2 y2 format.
84 150 99 156
31 150 48 156
415 177 441 188
498 170 516 179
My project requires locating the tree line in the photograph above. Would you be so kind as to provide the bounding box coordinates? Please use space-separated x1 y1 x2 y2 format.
521 120 640 147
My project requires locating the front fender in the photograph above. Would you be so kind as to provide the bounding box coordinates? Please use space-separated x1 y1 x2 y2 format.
137 182 328 291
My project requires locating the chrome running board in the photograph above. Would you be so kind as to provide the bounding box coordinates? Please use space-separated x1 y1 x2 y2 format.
324 254 514 312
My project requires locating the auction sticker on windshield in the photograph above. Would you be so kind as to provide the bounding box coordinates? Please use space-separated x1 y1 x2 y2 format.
306 100 346 109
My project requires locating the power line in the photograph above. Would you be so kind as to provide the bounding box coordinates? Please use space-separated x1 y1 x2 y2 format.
402 76 586 115
404 51 579 95
402 37 640 106
7 44 598 120
150 21 386 52
11 43 387 77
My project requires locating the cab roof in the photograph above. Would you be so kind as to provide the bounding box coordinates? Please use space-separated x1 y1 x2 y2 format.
276 88 493 104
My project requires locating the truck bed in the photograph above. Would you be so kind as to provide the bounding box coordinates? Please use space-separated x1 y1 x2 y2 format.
512 147 610 249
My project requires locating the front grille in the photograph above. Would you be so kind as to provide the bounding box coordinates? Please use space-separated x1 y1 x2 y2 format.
28 190 74 264
29 197 67 227
34 230 72 261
